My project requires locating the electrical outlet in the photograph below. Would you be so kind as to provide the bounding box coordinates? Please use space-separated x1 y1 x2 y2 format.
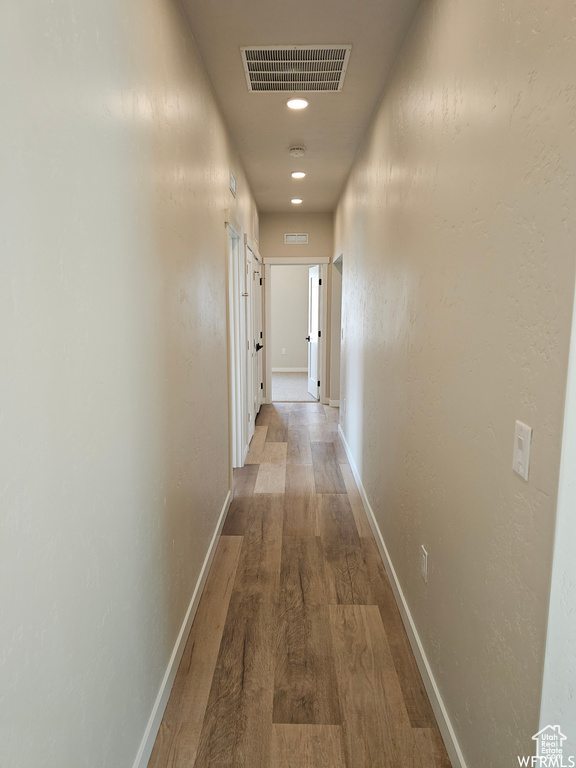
281 348 286 355
420 545 428 583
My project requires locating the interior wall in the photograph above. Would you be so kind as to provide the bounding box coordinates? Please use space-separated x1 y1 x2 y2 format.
334 0 576 765
1 2 257 767
270 266 310 370
259 212 333 261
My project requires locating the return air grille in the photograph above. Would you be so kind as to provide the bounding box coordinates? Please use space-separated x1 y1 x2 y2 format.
241 45 352 92
284 233 309 245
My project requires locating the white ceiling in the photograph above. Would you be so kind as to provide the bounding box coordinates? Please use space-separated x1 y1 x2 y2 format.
180 0 422 213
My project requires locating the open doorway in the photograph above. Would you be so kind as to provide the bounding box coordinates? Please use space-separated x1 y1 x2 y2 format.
270 264 320 402
262 256 329 405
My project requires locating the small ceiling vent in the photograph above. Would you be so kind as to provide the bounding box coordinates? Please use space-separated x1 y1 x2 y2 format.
241 45 352 93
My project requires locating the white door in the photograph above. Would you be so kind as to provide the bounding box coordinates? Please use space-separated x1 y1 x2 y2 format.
246 247 264 443
253 262 264 412
245 250 255 446
240 247 250 460
307 265 320 400
229 229 264 467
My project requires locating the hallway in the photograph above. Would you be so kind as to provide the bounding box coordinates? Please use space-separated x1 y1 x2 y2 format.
4 0 576 765
148 403 450 768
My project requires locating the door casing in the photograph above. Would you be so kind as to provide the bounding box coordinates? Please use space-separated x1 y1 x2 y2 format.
226 217 244 470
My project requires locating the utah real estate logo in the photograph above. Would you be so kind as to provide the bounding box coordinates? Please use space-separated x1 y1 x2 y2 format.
518 725 575 767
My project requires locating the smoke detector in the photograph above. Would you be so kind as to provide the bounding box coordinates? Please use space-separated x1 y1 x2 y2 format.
289 146 306 158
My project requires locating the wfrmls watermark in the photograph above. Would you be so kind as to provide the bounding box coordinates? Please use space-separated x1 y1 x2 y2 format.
518 725 576 767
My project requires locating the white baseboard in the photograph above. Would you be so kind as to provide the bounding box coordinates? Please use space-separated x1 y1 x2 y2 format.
272 367 308 373
132 489 233 768
329 399 340 408
337 426 467 768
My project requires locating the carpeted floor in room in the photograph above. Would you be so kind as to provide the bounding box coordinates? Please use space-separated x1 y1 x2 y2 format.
271 372 318 402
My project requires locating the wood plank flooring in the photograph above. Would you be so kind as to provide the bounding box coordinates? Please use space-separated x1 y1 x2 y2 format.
148 403 451 768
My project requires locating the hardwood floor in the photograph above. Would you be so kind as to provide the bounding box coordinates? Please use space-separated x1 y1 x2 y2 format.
148 403 451 768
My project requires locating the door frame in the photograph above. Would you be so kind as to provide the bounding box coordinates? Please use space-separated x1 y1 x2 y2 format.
262 256 330 405
226 214 245 470
245 234 263 442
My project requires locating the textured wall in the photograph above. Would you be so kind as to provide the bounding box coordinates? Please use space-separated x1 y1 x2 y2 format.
335 0 576 765
271 266 310 369
0 1 256 766
260 212 333 261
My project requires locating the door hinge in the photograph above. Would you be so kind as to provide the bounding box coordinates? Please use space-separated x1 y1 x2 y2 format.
260 382 263 390
319 278 322 286
317 380 321 387
259 277 263 285
318 330 321 338
260 331 263 338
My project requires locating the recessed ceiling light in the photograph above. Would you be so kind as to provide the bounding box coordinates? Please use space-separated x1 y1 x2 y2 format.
291 198 303 205
287 98 309 110
291 172 306 179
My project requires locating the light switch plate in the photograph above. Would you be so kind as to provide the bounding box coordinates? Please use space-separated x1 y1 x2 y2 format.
513 421 532 481
420 545 428 583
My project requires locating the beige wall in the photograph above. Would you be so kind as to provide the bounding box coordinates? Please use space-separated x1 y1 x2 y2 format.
1 2 257 767
329 260 342 402
335 0 576 766
260 212 333 261
271 266 309 369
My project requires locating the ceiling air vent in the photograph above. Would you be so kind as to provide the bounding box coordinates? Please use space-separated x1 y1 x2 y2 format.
284 233 309 245
241 45 352 93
